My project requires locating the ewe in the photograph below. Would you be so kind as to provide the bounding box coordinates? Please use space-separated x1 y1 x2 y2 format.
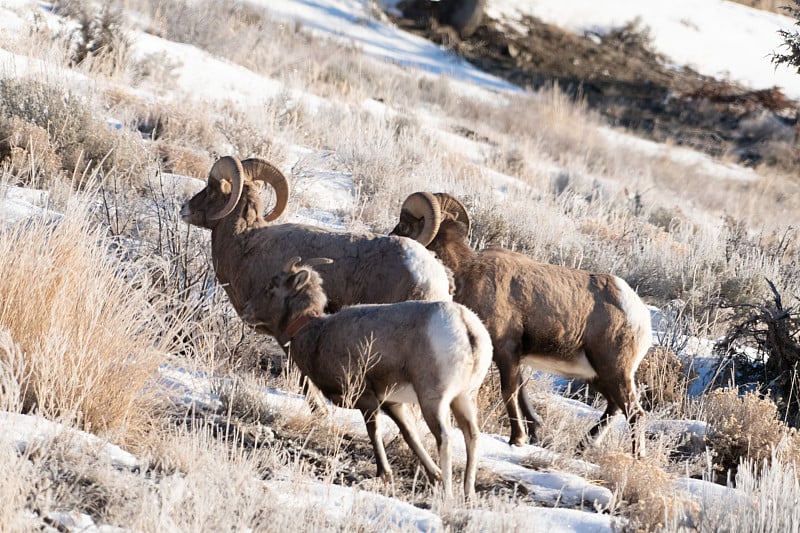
241 256 493 499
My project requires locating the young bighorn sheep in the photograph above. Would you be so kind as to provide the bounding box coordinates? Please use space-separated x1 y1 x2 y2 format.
391 192 653 454
241 257 493 499
179 156 452 340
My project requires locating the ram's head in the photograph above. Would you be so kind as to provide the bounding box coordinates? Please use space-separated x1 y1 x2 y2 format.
390 191 471 245
180 156 290 228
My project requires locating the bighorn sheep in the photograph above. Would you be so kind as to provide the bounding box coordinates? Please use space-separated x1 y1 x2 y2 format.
179 156 453 340
391 192 653 454
241 257 493 499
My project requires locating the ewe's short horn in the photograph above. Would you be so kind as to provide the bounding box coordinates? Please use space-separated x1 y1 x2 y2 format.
208 156 245 220
434 192 471 236
241 158 289 222
282 256 302 273
400 192 442 247
303 257 334 268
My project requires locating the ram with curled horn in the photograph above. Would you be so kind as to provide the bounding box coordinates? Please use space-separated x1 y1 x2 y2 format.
179 156 453 342
391 191 653 456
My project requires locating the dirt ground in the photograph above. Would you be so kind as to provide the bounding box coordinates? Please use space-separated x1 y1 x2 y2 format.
393 11 800 172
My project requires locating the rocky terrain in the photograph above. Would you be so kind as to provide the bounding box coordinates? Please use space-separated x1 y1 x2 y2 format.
395 10 800 171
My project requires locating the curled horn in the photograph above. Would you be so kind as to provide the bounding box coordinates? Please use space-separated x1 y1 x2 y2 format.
400 192 442 247
241 158 289 221
208 156 245 220
434 192 471 236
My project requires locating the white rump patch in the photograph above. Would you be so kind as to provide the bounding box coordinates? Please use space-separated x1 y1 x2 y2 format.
424 304 474 395
524 351 598 380
400 240 452 301
614 277 654 379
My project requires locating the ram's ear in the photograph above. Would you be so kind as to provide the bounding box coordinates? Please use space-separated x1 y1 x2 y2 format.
288 270 311 292
218 178 232 194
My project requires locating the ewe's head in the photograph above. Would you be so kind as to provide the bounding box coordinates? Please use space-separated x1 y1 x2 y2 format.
180 156 289 229
241 257 332 338
390 191 471 246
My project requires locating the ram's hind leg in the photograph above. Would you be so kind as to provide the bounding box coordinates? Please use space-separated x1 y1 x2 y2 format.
608 375 646 457
496 355 528 446
585 374 646 457
517 385 543 444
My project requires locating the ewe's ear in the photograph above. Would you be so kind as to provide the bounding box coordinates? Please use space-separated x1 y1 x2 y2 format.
219 179 232 194
288 270 311 292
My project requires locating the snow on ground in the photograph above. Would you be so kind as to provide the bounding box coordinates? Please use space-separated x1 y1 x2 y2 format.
266 478 443 532
0 0 783 529
0 185 61 228
0 411 140 471
259 0 518 93
158 360 731 528
488 0 800 100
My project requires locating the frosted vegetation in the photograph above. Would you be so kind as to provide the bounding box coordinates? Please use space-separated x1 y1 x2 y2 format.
0 0 799 531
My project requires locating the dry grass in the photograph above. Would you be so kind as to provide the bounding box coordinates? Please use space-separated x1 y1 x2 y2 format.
636 346 692 415
1 0 800 529
728 0 786 14
593 451 686 532
0 188 167 445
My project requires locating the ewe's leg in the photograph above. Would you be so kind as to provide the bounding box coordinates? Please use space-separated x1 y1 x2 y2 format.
497 356 527 446
419 398 453 498
450 392 480 501
282 343 326 413
382 403 442 482
357 394 392 479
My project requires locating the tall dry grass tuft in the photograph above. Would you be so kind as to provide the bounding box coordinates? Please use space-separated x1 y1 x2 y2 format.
0 329 27 412
0 197 167 445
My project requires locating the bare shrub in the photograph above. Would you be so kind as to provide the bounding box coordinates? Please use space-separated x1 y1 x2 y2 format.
704 389 800 482
0 77 146 184
716 279 800 425
55 0 131 74
130 100 219 153
0 115 63 187
635 346 692 415
153 142 213 177
729 0 784 14
594 452 683 532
